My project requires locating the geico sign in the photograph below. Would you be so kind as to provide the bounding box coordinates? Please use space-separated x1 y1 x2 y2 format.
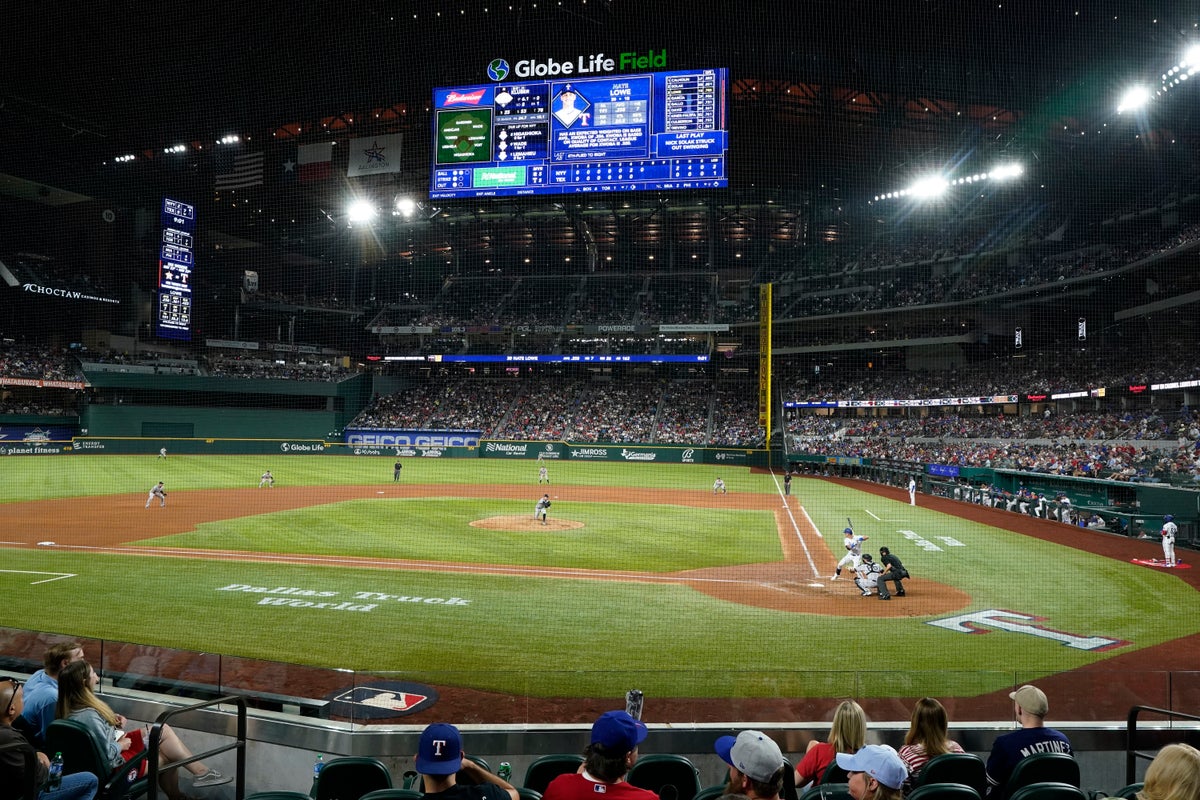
348 433 478 447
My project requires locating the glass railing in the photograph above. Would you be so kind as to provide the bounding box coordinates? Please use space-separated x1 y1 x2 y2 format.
2 626 1196 727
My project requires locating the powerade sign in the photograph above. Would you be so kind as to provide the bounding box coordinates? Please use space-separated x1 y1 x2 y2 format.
344 429 482 448
487 51 667 81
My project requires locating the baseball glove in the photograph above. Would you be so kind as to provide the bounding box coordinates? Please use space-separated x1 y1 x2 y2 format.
544 501 551 508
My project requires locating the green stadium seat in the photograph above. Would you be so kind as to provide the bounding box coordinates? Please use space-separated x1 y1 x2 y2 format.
627 753 702 800
799 782 852 800
1008 783 1088 800
315 756 392 800
523 754 585 794
918 753 987 797
1004 753 1080 800
908 783 982 800
46 718 150 800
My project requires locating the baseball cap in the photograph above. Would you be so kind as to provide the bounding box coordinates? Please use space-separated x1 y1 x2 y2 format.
836 745 907 790
715 730 784 783
416 722 463 775
591 710 648 752
844 527 853 534
1010 684 1048 716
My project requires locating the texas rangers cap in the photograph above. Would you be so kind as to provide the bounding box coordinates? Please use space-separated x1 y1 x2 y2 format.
591 710 647 752
715 730 784 783
416 722 463 775
1010 684 1048 716
836 745 907 790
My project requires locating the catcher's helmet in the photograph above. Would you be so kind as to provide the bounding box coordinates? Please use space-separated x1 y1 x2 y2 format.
862 553 873 563
844 527 853 534
1164 514 1174 522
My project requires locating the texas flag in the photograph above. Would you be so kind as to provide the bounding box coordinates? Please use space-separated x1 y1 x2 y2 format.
297 142 334 182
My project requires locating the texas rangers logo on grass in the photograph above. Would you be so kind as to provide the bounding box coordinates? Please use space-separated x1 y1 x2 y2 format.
927 609 1129 652
326 681 439 720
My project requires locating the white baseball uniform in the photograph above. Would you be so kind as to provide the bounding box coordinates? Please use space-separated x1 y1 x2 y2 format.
832 531 868 579
1162 520 1178 566
908 477 917 506
146 482 166 508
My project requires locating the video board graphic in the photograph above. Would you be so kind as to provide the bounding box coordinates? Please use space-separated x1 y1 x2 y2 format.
156 197 195 341
431 68 727 198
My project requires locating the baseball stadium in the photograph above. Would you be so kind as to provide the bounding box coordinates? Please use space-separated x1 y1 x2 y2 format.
2 3 1200 799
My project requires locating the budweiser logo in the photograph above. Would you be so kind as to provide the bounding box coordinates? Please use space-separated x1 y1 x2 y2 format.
444 90 486 106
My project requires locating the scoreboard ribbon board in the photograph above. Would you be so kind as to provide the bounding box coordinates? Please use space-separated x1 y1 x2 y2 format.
431 68 728 199
156 197 195 341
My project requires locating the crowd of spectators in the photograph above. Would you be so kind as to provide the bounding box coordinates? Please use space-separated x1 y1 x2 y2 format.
205 353 353 382
0 343 81 382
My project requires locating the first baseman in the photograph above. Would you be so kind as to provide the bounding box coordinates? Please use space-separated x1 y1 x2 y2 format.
831 526 868 580
146 481 166 508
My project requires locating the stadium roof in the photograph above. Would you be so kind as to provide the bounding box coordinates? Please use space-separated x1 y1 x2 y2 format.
2 1 1199 264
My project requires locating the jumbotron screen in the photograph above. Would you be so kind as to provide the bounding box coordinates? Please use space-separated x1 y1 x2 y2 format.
430 68 728 199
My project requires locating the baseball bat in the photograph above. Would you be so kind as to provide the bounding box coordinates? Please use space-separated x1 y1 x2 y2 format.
847 516 853 531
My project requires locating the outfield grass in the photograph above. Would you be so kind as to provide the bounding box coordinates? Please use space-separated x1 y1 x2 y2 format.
2 455 1197 700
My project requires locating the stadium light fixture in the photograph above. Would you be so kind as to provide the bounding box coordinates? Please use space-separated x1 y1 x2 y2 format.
1117 85 1152 113
989 163 1024 180
217 134 241 145
907 175 949 199
346 198 378 225
395 197 417 217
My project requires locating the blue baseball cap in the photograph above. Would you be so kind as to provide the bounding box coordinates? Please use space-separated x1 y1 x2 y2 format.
591 710 648 752
836 745 907 790
417 722 463 775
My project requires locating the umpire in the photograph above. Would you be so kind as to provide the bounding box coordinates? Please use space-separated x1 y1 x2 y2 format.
877 546 909 600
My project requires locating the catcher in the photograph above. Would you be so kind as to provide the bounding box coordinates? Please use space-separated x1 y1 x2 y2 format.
534 494 551 525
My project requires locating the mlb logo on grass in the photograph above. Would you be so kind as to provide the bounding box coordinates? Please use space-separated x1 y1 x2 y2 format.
326 682 439 719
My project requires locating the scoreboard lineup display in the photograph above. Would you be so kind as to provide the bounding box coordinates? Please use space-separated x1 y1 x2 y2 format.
156 197 195 341
431 68 728 198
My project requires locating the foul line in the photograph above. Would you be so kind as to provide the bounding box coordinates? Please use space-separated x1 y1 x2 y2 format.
0 569 76 584
865 509 881 521
769 471 822 578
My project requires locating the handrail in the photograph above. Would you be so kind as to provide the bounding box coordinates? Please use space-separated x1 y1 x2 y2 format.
1125 705 1200 785
146 694 247 800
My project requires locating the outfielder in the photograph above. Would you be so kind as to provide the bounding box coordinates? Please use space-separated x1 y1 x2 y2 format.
853 553 884 597
1161 514 1178 567
145 481 166 508
259 470 275 488
534 494 551 525
831 526 868 581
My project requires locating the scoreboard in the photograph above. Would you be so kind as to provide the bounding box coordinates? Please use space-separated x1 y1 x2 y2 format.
431 68 728 199
156 197 195 341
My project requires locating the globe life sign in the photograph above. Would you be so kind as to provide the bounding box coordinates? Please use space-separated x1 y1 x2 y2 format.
488 51 668 81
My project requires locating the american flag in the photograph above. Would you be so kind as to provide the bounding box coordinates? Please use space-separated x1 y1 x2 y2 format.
214 150 264 191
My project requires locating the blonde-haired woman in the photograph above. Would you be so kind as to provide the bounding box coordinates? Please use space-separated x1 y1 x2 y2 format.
1137 744 1200 800
898 697 964 790
55 660 229 800
795 700 867 787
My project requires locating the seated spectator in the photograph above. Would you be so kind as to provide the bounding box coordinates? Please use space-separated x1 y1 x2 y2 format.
416 722 518 800
795 699 866 787
1 675 99 800
20 641 85 748
1136 743 1200 800
984 685 1073 798
543 710 655 800
55 661 230 799
715 730 787 800
898 697 964 790
836 744 909 800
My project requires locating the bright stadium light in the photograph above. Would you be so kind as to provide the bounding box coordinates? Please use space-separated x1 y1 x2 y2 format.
908 175 949 199
1117 85 1151 113
346 198 378 224
396 197 417 217
990 163 1024 180
1183 44 1200 68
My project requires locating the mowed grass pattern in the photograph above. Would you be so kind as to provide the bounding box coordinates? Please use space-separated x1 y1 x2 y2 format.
0 454 1197 698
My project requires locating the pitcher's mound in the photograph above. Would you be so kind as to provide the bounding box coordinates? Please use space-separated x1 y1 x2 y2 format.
470 515 584 532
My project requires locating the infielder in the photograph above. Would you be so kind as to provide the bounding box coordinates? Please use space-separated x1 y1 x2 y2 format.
534 494 551 525
831 526 868 581
259 470 275 488
538 465 550 484
1161 514 1178 567
713 477 727 494
158 447 167 460
145 481 166 508
853 553 884 597
908 476 917 506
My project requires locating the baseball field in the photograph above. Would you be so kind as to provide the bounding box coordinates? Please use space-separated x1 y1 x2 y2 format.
2 452 1198 723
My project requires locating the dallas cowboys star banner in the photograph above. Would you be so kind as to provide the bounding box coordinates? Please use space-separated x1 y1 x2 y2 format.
346 133 403 177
